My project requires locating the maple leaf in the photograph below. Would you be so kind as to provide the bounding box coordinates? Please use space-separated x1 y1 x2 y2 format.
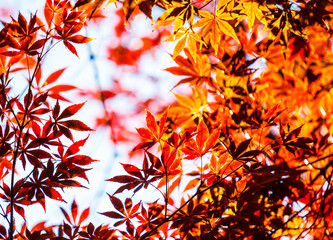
24 164 67 211
193 4 240 54
287 36 310 61
53 9 93 57
165 48 211 88
169 88 208 127
279 125 313 155
204 153 230 185
0 12 49 59
101 195 140 227
107 163 150 194
60 199 90 226
108 151 165 194
181 120 220 159
108 45 142 66
52 101 93 141
136 202 164 231
155 2 197 31
163 28 203 60
236 1 268 30
0 180 36 219
160 143 182 175
132 109 168 151
137 0 154 20
54 137 97 183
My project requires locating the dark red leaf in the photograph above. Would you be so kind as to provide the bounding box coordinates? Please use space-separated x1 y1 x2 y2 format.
65 137 87 157
58 102 85 120
121 163 142 179
29 39 47 51
100 211 124 219
107 175 138 183
44 188 65 202
109 195 124 213
59 120 93 131
69 155 97 165
64 40 78 57
14 204 25 218
72 200 78 223
28 149 52 159
234 139 252 159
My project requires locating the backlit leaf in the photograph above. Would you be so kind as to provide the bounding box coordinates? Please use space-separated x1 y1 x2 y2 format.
58 102 86 120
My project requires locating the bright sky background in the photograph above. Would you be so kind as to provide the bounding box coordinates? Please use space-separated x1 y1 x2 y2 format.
0 0 178 229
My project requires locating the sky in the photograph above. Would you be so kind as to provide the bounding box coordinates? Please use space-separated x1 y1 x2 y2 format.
0 0 178 228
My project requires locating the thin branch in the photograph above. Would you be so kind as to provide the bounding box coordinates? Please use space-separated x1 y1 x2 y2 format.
9 26 52 240
137 162 245 240
0 204 10 225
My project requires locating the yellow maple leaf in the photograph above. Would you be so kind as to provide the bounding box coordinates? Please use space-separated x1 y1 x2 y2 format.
236 1 268 29
194 9 239 55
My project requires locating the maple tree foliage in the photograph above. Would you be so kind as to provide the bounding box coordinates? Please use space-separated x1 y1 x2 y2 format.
1 0 333 239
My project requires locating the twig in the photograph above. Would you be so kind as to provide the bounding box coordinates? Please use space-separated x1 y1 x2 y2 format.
137 162 245 239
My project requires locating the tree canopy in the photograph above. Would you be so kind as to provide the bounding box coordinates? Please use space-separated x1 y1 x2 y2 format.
0 0 333 239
